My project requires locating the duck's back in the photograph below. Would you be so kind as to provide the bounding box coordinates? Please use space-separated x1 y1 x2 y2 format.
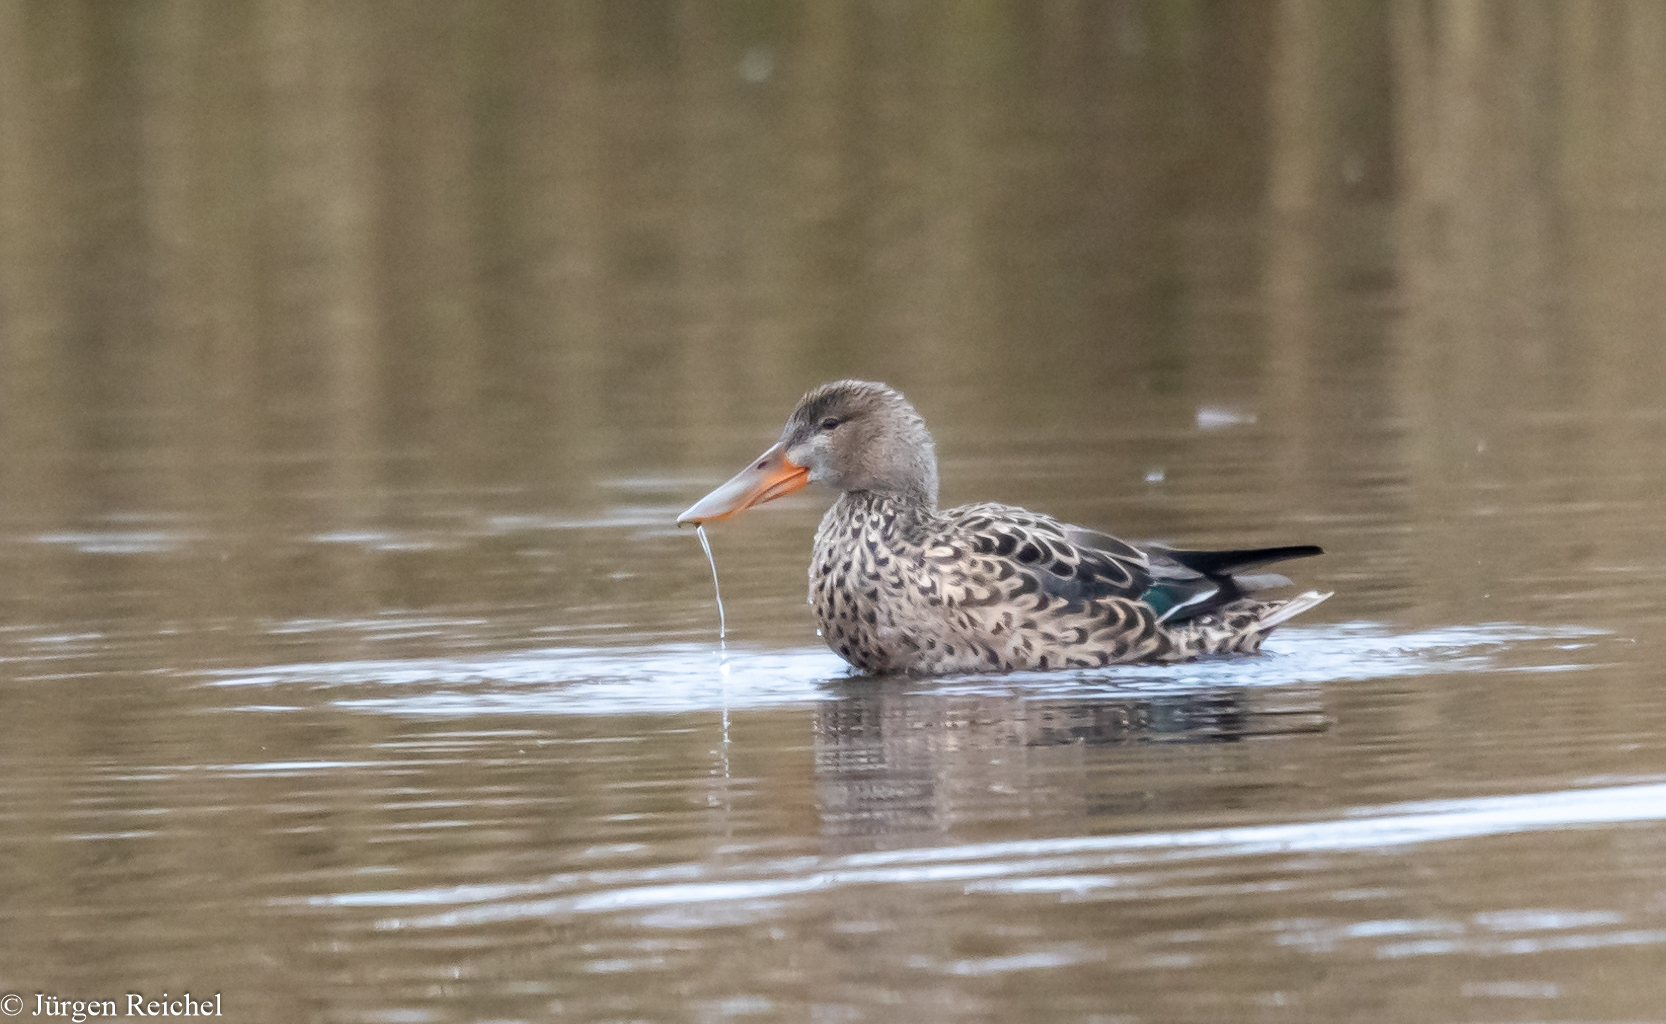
809 494 1327 675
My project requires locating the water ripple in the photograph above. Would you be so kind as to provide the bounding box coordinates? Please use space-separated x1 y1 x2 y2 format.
311 780 1666 931
204 621 1604 717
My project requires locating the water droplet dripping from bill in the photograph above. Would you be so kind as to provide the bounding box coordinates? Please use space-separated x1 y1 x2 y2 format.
695 523 727 650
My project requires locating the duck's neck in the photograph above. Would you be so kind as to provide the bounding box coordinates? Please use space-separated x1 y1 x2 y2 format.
829 489 940 546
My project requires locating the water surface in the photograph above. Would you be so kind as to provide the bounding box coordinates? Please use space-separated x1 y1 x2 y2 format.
4 3 1666 1022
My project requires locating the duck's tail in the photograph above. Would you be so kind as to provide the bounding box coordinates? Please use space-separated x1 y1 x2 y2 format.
1160 589 1333 660
1250 589 1333 632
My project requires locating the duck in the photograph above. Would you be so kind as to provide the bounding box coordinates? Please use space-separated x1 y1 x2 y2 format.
678 380 1330 675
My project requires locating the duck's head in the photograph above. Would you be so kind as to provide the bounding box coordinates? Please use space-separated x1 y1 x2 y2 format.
677 380 939 525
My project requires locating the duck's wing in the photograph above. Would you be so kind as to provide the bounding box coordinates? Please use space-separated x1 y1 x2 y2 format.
1152 545 1324 578
936 505 1323 620
937 504 1153 604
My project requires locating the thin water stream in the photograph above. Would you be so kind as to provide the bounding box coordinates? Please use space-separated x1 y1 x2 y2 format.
695 523 728 648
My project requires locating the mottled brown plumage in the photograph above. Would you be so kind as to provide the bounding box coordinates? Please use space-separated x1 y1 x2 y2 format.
680 380 1331 675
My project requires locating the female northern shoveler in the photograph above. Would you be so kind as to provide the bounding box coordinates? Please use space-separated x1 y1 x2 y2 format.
678 380 1330 675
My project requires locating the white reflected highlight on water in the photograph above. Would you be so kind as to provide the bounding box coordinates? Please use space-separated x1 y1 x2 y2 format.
1195 406 1257 430
321 780 1666 936
205 622 1605 718
917 945 1105 976
31 531 196 554
310 530 446 552
1460 980 1560 999
1377 927 1666 959
211 645 846 716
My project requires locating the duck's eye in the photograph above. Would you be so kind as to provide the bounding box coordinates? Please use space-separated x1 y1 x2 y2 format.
819 417 841 432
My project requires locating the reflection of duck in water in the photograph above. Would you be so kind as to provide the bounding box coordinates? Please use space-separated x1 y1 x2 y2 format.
815 683 1327 841
680 380 1330 675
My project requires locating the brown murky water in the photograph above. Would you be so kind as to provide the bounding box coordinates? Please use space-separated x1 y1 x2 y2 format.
4 3 1666 1022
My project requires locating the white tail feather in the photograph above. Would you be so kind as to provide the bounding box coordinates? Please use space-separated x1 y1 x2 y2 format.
1252 590 1332 632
